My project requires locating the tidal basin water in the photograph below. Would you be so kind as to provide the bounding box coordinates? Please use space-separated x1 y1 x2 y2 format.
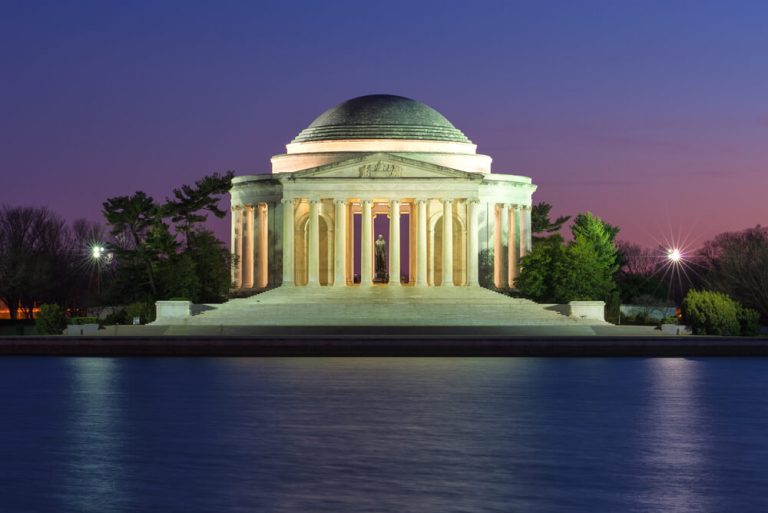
1 357 767 512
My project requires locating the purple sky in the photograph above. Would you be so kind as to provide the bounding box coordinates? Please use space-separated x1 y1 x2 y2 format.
2 0 767 249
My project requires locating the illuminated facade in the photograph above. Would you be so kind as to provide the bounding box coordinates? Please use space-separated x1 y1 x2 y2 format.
230 95 536 290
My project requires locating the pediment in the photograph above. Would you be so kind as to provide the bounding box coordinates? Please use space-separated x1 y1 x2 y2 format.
290 153 477 180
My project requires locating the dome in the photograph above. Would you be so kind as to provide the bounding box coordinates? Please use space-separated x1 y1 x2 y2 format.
291 94 472 144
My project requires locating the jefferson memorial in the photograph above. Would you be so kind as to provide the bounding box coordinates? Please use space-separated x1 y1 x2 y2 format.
230 94 535 291
154 95 605 328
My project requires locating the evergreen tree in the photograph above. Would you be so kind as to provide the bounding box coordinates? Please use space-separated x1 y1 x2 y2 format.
102 173 234 303
102 191 162 297
531 202 570 241
165 171 234 247
517 212 619 303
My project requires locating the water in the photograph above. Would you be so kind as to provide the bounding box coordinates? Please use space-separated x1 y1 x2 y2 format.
1 357 767 512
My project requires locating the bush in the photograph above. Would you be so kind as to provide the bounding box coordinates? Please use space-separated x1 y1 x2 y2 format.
125 301 155 324
103 309 128 325
659 316 679 326
68 317 99 325
738 306 761 336
681 290 757 336
36 304 67 335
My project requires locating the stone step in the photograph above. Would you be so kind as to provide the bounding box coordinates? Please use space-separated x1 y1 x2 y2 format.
167 286 595 327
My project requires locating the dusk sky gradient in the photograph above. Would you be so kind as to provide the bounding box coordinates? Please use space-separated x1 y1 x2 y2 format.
2 0 767 248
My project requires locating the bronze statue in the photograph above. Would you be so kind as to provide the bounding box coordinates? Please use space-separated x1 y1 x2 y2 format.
374 234 387 282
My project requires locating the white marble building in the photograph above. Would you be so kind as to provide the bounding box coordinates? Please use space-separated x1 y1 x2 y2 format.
230 95 536 291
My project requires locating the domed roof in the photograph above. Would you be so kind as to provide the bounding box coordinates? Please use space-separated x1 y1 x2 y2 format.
291 94 472 144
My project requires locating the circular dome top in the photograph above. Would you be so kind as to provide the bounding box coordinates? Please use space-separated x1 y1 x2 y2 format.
291 94 472 144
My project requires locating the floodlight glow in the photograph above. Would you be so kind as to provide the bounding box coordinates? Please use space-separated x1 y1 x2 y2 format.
667 248 682 262
91 245 105 260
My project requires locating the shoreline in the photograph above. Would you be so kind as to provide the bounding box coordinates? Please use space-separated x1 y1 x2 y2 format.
1 335 768 356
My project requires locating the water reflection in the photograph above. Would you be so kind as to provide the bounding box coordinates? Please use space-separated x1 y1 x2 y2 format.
1 357 767 512
640 358 711 512
64 358 125 512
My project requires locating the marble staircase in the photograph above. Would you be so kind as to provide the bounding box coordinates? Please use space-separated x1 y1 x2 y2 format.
175 286 599 327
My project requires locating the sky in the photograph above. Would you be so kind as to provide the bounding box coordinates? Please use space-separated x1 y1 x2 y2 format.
2 0 767 249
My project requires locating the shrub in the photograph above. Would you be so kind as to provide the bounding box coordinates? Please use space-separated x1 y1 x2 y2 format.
103 309 128 325
659 316 679 326
36 304 67 335
125 302 155 324
69 317 99 325
738 306 761 336
682 290 742 336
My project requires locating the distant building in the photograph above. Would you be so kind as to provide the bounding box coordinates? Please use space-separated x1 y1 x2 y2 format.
229 94 536 290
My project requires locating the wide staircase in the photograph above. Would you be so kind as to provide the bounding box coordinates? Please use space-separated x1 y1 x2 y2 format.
178 286 599 328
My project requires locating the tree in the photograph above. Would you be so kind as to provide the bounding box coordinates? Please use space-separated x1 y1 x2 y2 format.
102 172 234 303
0 206 79 320
557 213 620 302
185 230 232 302
516 212 619 303
514 235 564 301
102 191 162 297
531 202 570 244
695 226 768 321
165 171 234 247
614 241 673 305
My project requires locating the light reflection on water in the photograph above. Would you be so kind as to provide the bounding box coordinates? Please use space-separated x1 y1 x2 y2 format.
1 357 767 513
641 359 711 512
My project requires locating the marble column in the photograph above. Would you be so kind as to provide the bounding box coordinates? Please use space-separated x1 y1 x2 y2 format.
467 200 479 287
230 205 237 286
257 203 268 288
499 204 509 288
361 200 373 286
509 204 520 286
416 200 428 287
243 205 254 288
307 200 320 286
428 224 435 285
442 199 453 286
523 206 533 254
334 200 346 286
281 199 294 286
389 200 400 285
493 204 501 288
235 207 243 289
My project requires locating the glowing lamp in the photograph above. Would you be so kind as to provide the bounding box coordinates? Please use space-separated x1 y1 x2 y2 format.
91 245 105 260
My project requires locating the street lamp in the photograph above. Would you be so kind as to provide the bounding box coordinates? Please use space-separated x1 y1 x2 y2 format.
91 244 105 260
667 248 682 263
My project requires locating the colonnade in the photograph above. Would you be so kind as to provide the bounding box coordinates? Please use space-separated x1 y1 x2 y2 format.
232 199 531 290
231 203 270 289
493 203 533 289
275 198 531 289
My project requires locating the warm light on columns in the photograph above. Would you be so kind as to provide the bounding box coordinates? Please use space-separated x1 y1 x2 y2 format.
389 200 400 285
361 200 373 286
235 207 243 288
467 200 479 287
257 203 269 288
307 200 320 286
416 200 428 287
244 205 255 288
281 199 294 286
333 200 346 287
442 199 454 286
